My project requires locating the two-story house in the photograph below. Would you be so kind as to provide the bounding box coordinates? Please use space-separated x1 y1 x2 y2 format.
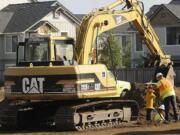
0 1 81 81
131 0 180 67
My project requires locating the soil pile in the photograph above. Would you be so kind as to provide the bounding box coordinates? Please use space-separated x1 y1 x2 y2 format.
125 84 180 124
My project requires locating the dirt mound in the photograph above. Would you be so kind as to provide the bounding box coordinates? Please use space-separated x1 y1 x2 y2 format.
124 84 180 124
126 84 180 108
124 83 146 108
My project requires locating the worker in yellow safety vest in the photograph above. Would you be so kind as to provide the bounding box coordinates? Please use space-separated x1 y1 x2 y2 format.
153 104 165 124
156 72 179 122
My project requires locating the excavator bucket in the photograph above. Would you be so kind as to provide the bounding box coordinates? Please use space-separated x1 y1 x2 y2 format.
154 65 175 85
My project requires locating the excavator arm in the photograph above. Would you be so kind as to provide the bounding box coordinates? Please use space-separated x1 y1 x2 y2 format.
75 0 174 81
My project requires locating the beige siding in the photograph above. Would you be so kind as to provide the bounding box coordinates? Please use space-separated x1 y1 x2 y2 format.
154 27 166 46
163 45 180 56
42 12 77 39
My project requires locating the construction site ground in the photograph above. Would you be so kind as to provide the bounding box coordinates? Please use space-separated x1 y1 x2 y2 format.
0 121 179 135
0 87 179 135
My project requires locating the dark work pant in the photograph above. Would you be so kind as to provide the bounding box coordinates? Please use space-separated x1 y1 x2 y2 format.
163 95 179 121
146 108 153 121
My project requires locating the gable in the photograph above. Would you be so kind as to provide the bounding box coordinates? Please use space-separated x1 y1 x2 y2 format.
1 1 57 33
29 21 58 33
151 6 180 26
1 1 80 33
150 6 180 26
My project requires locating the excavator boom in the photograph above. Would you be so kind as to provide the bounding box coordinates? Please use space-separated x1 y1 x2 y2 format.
76 0 172 67
75 0 174 81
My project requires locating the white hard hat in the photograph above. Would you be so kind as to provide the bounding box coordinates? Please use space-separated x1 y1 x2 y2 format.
156 72 163 78
158 104 165 110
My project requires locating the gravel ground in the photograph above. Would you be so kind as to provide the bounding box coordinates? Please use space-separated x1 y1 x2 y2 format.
0 122 179 135
0 87 179 135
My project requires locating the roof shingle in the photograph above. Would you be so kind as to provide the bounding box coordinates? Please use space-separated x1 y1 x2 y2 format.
0 12 14 33
1 1 57 33
147 2 180 21
0 1 80 33
164 4 180 20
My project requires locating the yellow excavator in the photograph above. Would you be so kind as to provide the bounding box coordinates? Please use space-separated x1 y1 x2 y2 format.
2 0 174 130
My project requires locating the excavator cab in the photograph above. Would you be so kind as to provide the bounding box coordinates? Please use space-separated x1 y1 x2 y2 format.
16 36 74 67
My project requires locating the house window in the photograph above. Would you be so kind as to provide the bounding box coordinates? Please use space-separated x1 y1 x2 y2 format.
166 27 180 45
121 35 132 67
136 34 143 51
5 35 18 53
61 32 68 37
122 36 127 48
54 10 60 19
12 36 18 52
176 33 180 44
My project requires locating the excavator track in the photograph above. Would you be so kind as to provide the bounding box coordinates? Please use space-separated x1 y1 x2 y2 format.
55 99 139 131
0 99 138 131
0 100 19 129
0 100 54 129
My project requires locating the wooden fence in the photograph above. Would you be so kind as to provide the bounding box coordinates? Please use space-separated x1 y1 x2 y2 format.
1 67 180 86
116 67 180 86
116 68 155 83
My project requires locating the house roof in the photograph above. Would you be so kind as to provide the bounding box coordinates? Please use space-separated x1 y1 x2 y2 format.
146 5 160 19
169 0 180 4
0 12 14 33
147 2 180 21
75 14 86 21
0 1 81 33
165 4 180 20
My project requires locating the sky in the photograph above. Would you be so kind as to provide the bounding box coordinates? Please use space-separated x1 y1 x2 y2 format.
55 0 172 14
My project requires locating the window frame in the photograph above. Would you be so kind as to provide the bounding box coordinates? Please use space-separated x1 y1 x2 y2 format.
176 33 180 45
54 40 74 61
61 31 68 37
166 26 180 46
5 35 18 54
135 33 143 52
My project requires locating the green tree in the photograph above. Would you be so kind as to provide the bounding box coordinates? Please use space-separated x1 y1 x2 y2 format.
137 53 153 67
98 33 122 69
122 36 131 68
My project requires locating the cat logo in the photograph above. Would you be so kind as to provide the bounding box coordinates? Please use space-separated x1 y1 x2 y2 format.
22 78 45 94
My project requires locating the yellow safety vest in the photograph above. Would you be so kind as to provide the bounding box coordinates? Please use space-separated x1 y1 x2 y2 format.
157 78 175 99
153 113 165 121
